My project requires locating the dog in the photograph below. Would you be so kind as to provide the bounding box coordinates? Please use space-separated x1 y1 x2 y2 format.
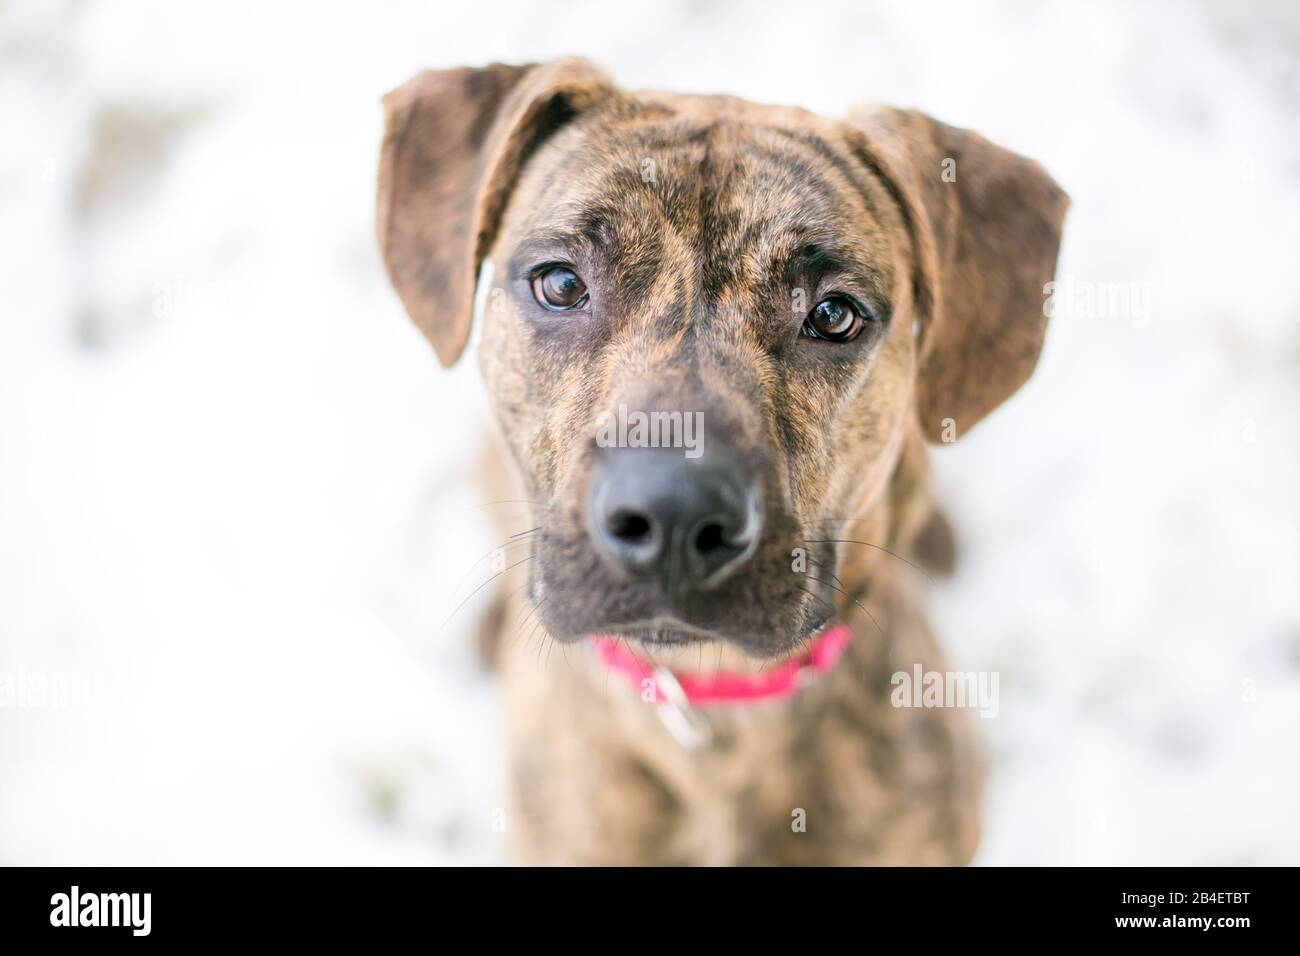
376 59 1067 864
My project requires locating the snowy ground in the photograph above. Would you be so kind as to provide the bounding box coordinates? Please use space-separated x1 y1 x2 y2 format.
1 0 1297 864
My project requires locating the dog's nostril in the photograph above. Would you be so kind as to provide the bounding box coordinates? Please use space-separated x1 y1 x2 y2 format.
694 522 727 555
608 509 653 543
586 448 761 590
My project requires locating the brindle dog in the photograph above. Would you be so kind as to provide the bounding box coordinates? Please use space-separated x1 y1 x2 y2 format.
376 59 1067 865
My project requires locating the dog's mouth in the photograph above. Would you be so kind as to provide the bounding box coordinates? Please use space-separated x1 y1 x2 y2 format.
587 613 837 669
588 618 853 718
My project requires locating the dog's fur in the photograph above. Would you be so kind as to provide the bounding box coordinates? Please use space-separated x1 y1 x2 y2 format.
376 59 1067 864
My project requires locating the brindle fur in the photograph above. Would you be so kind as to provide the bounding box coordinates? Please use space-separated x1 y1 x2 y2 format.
377 59 1067 864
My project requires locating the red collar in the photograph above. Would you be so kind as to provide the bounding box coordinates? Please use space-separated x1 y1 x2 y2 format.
588 624 852 710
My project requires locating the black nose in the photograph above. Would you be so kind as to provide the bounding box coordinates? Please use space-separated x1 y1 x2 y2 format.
586 448 761 594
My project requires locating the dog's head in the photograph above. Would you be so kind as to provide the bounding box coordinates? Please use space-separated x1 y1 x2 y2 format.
378 59 1067 658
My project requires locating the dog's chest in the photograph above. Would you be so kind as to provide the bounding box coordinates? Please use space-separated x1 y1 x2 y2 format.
503 623 979 865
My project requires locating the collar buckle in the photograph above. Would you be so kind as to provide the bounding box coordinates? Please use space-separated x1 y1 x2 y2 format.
651 666 712 749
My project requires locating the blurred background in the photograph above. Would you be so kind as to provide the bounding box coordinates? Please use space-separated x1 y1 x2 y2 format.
1 0 1298 865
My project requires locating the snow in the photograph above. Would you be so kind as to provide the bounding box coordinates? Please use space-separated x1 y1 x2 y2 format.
1 0 1297 864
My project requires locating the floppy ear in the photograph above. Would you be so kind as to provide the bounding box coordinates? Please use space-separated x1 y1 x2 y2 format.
376 59 615 366
845 106 1068 441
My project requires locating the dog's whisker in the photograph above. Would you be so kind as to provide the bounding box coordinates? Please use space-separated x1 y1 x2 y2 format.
795 580 868 691
797 585 870 690
472 498 551 511
520 598 551 650
441 552 535 630
794 585 835 653
503 577 531 602
796 582 836 617
523 605 551 661
534 624 547 666
515 595 545 640
804 555 850 594
449 534 540 600
806 574 882 638
805 538 934 584
509 595 546 655
802 546 872 634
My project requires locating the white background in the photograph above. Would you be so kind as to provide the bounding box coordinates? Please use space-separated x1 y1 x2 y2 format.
1 0 1297 864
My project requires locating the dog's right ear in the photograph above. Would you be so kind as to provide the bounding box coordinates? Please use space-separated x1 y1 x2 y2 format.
376 59 615 366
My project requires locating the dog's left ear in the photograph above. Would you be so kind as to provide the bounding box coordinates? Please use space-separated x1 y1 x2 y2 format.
377 59 615 366
845 106 1068 441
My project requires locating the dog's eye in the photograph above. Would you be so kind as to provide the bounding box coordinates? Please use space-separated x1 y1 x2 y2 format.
531 266 589 311
802 295 864 343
